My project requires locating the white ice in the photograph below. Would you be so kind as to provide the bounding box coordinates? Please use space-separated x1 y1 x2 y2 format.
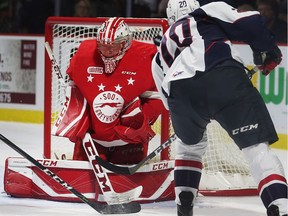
0 121 287 216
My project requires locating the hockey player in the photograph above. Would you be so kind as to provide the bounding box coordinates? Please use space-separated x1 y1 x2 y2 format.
53 17 165 165
152 0 287 216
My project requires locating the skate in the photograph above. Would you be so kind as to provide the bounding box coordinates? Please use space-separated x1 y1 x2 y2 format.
267 205 288 216
177 191 194 216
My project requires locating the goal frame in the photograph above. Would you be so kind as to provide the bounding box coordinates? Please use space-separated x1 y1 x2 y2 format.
44 16 258 196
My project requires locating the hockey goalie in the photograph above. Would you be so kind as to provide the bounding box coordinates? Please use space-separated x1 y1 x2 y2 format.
4 17 175 204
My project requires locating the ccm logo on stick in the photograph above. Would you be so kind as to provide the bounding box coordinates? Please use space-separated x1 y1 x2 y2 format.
84 141 112 192
232 123 258 135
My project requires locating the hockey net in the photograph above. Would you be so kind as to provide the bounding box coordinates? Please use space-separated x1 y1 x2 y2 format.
44 17 257 196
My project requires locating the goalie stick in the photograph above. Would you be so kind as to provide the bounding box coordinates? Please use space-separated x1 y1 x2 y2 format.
0 134 141 214
82 133 143 204
94 66 260 175
45 42 66 87
45 41 148 204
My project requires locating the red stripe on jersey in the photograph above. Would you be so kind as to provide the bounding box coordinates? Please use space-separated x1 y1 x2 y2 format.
258 174 287 191
175 159 203 169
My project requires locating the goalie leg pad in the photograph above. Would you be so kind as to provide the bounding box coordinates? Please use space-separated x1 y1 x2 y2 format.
4 157 175 203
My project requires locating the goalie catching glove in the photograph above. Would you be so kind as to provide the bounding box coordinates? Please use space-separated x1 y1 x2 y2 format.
114 97 156 144
253 46 282 76
114 115 156 144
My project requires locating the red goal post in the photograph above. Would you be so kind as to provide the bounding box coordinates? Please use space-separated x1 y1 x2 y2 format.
44 16 258 196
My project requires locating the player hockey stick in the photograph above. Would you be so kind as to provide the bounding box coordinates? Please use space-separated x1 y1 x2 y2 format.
82 133 143 204
95 134 177 175
246 66 259 79
0 134 141 214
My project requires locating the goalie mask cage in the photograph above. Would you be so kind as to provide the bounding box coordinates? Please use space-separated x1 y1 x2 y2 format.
44 17 257 196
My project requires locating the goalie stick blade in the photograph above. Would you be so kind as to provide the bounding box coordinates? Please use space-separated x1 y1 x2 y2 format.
105 186 143 205
95 202 141 214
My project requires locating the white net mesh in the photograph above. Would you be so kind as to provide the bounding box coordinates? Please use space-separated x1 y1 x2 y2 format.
45 17 257 194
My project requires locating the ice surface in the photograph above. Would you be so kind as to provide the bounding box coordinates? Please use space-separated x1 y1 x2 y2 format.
0 121 287 216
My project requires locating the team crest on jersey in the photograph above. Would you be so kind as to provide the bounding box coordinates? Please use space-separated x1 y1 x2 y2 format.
87 66 104 74
93 91 124 123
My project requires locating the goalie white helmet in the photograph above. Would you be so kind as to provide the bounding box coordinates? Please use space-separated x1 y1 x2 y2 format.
96 17 132 73
166 0 200 25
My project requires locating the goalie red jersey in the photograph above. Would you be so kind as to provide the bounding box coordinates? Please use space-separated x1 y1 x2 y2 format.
53 38 165 164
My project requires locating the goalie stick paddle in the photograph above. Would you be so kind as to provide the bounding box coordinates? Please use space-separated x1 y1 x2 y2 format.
0 134 141 214
95 134 177 175
82 133 143 205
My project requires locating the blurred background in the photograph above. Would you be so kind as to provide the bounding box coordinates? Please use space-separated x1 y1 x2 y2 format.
0 0 286 151
0 0 286 42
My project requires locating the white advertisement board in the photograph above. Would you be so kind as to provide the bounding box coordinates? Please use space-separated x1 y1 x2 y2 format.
0 36 44 110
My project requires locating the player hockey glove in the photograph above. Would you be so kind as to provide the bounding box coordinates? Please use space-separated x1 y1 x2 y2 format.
114 115 156 144
253 46 282 76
